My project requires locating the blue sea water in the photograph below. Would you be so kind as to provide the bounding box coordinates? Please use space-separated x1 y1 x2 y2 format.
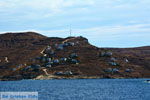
0 79 150 100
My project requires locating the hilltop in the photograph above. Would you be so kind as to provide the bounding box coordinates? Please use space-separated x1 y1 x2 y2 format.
0 32 150 81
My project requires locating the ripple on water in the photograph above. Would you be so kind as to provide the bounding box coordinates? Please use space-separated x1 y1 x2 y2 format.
0 79 150 100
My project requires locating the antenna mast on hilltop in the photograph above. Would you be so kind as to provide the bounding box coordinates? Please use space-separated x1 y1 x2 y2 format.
69 24 72 37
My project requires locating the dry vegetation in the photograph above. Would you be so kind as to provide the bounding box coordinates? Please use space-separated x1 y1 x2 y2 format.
0 32 150 80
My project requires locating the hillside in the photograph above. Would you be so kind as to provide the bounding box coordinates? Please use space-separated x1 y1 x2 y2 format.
0 32 150 81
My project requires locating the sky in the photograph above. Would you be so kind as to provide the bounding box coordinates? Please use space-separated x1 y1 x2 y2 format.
0 0 150 48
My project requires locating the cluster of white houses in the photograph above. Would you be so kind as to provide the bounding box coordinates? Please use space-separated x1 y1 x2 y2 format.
11 40 133 76
21 41 79 75
99 51 133 73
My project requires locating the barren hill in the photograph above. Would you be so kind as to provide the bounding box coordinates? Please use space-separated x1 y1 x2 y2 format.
0 32 150 80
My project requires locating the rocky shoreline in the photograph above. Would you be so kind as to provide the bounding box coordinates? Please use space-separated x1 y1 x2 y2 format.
34 75 103 80
1 75 143 81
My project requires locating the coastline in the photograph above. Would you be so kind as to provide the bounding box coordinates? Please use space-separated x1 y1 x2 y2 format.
1 75 150 81
33 75 144 80
34 75 103 80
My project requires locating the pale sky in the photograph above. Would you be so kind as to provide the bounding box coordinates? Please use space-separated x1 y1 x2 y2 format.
0 0 150 47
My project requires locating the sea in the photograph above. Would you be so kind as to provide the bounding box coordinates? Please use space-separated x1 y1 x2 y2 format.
0 79 150 100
